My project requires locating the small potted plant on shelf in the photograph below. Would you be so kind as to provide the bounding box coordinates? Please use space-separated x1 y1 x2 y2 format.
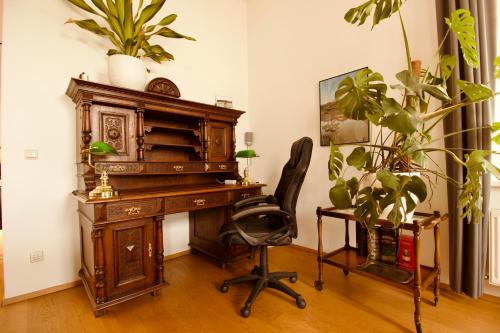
65 0 195 90
328 1 500 228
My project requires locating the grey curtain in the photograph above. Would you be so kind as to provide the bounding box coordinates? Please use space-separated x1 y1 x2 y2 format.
436 0 497 298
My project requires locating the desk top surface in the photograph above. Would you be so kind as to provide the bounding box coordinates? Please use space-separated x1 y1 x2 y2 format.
73 183 266 204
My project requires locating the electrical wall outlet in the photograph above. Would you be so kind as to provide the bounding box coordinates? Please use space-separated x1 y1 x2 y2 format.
24 149 38 160
30 250 44 263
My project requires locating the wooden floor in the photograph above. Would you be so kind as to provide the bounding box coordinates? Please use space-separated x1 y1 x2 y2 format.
1 244 500 332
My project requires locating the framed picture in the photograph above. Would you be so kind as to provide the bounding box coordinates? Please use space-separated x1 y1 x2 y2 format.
319 68 370 146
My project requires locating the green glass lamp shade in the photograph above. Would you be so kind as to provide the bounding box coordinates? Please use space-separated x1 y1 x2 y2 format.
235 149 258 158
89 141 118 155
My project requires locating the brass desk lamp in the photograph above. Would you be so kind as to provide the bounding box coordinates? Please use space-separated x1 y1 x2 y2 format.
235 149 258 186
84 141 118 199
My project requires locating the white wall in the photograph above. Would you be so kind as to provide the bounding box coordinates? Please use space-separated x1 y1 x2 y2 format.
0 0 248 299
247 0 450 282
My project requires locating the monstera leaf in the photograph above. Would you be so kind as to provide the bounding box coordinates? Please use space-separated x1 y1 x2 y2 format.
354 186 385 227
456 80 494 102
329 143 344 181
460 151 500 224
335 68 387 121
380 104 421 135
493 122 500 145
445 9 478 67
393 70 450 101
89 141 117 155
344 0 405 29
440 54 457 81
346 147 372 171
377 172 427 226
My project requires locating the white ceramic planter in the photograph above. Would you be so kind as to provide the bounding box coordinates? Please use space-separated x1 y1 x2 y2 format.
108 54 147 90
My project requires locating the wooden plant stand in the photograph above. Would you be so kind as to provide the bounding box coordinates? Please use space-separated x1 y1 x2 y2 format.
314 207 448 333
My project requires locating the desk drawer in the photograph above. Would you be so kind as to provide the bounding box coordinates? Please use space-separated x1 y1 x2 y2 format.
165 192 229 213
232 188 261 203
206 162 237 173
107 199 163 221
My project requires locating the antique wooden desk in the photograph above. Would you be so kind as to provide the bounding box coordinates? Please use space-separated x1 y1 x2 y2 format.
66 79 263 316
314 207 447 333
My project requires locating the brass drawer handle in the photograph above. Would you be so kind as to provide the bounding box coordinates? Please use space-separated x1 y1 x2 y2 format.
242 193 251 199
108 165 126 172
125 207 142 216
219 164 227 170
173 165 184 172
193 199 206 206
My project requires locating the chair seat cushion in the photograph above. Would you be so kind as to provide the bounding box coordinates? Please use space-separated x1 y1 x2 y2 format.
219 216 292 246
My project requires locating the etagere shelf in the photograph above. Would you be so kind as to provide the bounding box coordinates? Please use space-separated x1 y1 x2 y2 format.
314 207 448 333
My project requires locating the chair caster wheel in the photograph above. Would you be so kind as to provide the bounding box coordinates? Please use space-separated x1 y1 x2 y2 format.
251 266 259 275
314 280 323 291
240 306 251 318
220 283 229 293
289 276 297 283
434 298 439 307
296 296 306 309
416 323 422 333
343 269 349 276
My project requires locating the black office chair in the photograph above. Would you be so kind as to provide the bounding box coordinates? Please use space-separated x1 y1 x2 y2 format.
218 137 313 317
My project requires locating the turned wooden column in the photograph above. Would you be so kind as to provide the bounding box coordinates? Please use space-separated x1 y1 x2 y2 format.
314 207 324 291
136 108 145 161
92 227 106 306
202 119 209 161
80 100 93 161
413 225 423 333
154 215 165 284
231 120 237 160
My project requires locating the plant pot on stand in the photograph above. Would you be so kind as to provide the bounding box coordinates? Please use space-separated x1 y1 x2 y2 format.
108 54 147 91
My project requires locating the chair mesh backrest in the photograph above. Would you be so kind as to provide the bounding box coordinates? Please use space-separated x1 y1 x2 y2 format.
273 137 313 237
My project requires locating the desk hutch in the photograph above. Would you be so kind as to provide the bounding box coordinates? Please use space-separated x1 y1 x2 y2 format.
66 78 263 316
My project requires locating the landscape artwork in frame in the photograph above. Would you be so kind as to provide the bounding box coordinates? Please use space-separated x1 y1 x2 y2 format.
319 68 370 146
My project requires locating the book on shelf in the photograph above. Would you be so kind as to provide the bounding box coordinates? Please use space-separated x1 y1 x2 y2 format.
380 227 398 264
355 223 368 257
398 234 415 271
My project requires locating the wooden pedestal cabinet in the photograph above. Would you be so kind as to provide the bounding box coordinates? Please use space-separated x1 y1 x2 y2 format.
67 78 264 315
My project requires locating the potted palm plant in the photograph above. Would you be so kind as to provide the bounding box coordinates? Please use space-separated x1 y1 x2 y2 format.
65 0 195 90
328 1 500 228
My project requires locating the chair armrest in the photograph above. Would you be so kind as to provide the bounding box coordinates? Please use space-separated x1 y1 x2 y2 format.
230 206 294 246
233 195 278 211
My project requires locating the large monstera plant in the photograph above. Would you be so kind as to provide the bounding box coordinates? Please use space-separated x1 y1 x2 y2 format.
65 0 195 63
328 0 500 228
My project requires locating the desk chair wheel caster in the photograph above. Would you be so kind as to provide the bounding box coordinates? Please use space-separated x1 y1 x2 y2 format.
343 269 349 276
289 276 297 283
415 323 422 333
314 280 323 291
220 283 229 293
434 297 438 306
296 296 306 309
251 266 259 275
241 306 251 318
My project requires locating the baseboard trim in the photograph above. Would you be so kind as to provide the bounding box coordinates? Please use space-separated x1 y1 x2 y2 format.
164 249 191 261
1 250 192 306
2 280 82 306
290 244 317 254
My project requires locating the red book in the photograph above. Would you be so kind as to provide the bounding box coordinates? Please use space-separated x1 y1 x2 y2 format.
398 235 415 271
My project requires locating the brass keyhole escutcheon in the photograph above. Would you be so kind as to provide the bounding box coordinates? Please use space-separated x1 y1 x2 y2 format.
107 128 121 140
